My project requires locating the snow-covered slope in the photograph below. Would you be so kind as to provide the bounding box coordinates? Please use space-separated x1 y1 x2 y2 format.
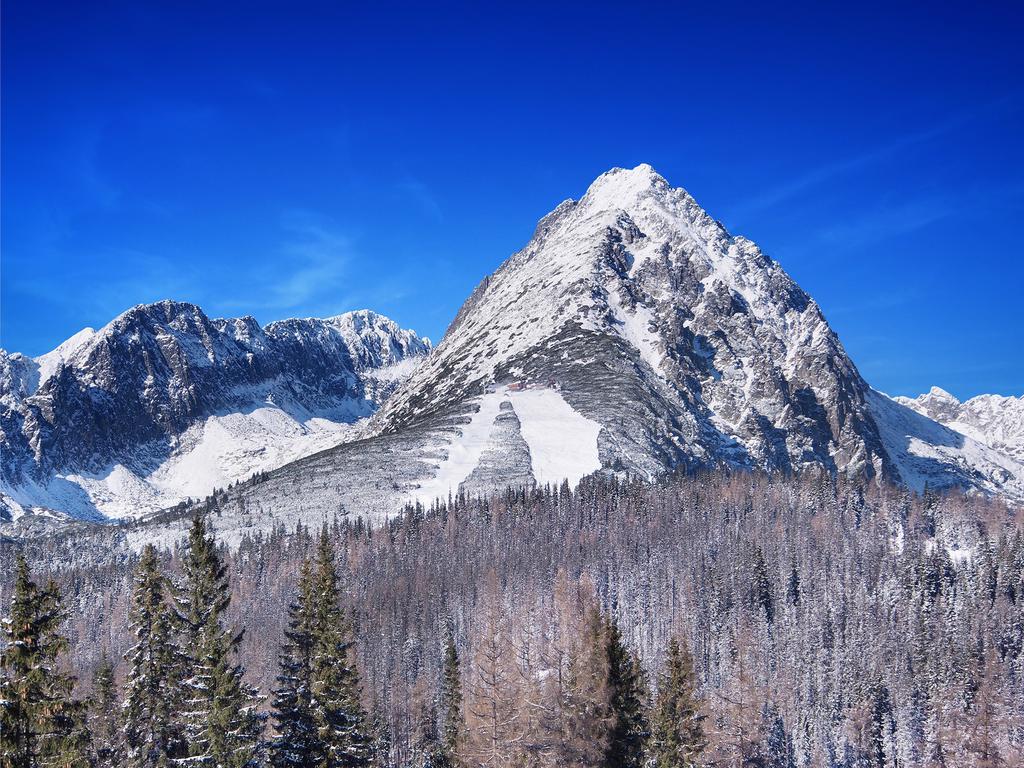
0 302 430 521
367 164 1021 505
895 387 1024 464
371 164 892 482
5 165 1021 540
163 164 1019 547
869 389 1024 499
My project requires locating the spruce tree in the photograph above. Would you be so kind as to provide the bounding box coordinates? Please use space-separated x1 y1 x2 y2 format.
309 527 372 767
0 555 88 768
89 653 121 768
648 638 705 768
437 631 464 768
123 544 184 767
173 516 264 767
603 617 649 768
270 560 318 767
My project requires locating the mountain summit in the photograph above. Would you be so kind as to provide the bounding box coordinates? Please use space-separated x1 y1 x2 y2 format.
368 164 1020 502
0 301 430 521
374 164 885 478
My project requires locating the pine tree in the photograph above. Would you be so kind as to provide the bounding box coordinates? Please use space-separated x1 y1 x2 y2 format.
557 606 612 766
750 547 775 626
270 560 319 767
758 703 795 768
649 638 705 768
437 631 464 768
123 544 184 767
0 555 89 768
603 617 648 768
173 516 264 767
309 526 372 767
865 679 897 768
89 653 121 768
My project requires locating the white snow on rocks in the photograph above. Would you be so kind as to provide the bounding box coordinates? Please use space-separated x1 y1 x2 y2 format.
605 288 664 376
868 389 1024 500
896 387 1024 464
407 386 603 506
507 388 602 487
34 327 96 384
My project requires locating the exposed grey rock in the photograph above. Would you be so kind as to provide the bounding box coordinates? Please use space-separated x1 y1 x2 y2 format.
0 302 430 520
460 401 535 498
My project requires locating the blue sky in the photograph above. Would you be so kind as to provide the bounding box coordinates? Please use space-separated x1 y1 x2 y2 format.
2 1 1022 398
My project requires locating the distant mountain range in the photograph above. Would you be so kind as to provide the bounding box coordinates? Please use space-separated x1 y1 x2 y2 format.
0 305 430 521
2 165 1020 535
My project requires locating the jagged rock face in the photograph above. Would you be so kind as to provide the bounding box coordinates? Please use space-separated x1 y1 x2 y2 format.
0 302 430 519
372 164 891 481
896 387 1024 463
3 165 1021 535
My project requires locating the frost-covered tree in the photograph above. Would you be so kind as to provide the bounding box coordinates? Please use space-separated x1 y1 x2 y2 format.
173 517 264 767
123 544 184 767
309 527 372 767
270 558 318 767
0 555 89 768
649 638 705 768
88 652 121 768
437 631 464 768
604 617 648 768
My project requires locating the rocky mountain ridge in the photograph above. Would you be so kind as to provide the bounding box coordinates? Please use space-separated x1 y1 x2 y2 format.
0 302 430 521
895 387 1024 463
2 165 1021 539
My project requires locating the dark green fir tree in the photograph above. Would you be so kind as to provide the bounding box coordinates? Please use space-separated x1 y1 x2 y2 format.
0 555 90 768
604 616 649 768
648 638 705 768
270 560 318 767
88 652 121 768
310 526 372 767
122 544 184 767
437 630 464 768
173 516 265 767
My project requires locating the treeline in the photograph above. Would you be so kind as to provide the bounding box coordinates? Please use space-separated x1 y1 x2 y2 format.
2 471 1023 766
1 522 706 768
1 518 377 767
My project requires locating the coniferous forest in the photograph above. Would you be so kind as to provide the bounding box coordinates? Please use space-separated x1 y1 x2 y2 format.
2 471 1023 767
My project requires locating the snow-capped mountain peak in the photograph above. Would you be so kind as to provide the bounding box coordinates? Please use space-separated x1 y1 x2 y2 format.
370 164 887 484
896 388 1024 464
0 301 431 521
364 164 1022 506
4 166 1022 536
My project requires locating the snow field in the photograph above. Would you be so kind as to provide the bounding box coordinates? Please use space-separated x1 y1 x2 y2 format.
408 386 603 506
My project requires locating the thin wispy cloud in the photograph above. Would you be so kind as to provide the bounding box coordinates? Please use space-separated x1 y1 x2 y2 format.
268 211 354 310
813 195 958 250
732 95 1020 216
396 178 444 222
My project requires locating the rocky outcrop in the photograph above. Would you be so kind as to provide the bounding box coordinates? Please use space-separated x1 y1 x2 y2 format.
0 302 430 519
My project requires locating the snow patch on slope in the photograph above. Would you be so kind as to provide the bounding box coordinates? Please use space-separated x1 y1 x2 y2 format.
507 388 602 487
407 387 603 506
896 388 1024 464
407 391 509 506
869 389 1024 502
605 289 664 376
2 405 362 520
34 327 96 383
